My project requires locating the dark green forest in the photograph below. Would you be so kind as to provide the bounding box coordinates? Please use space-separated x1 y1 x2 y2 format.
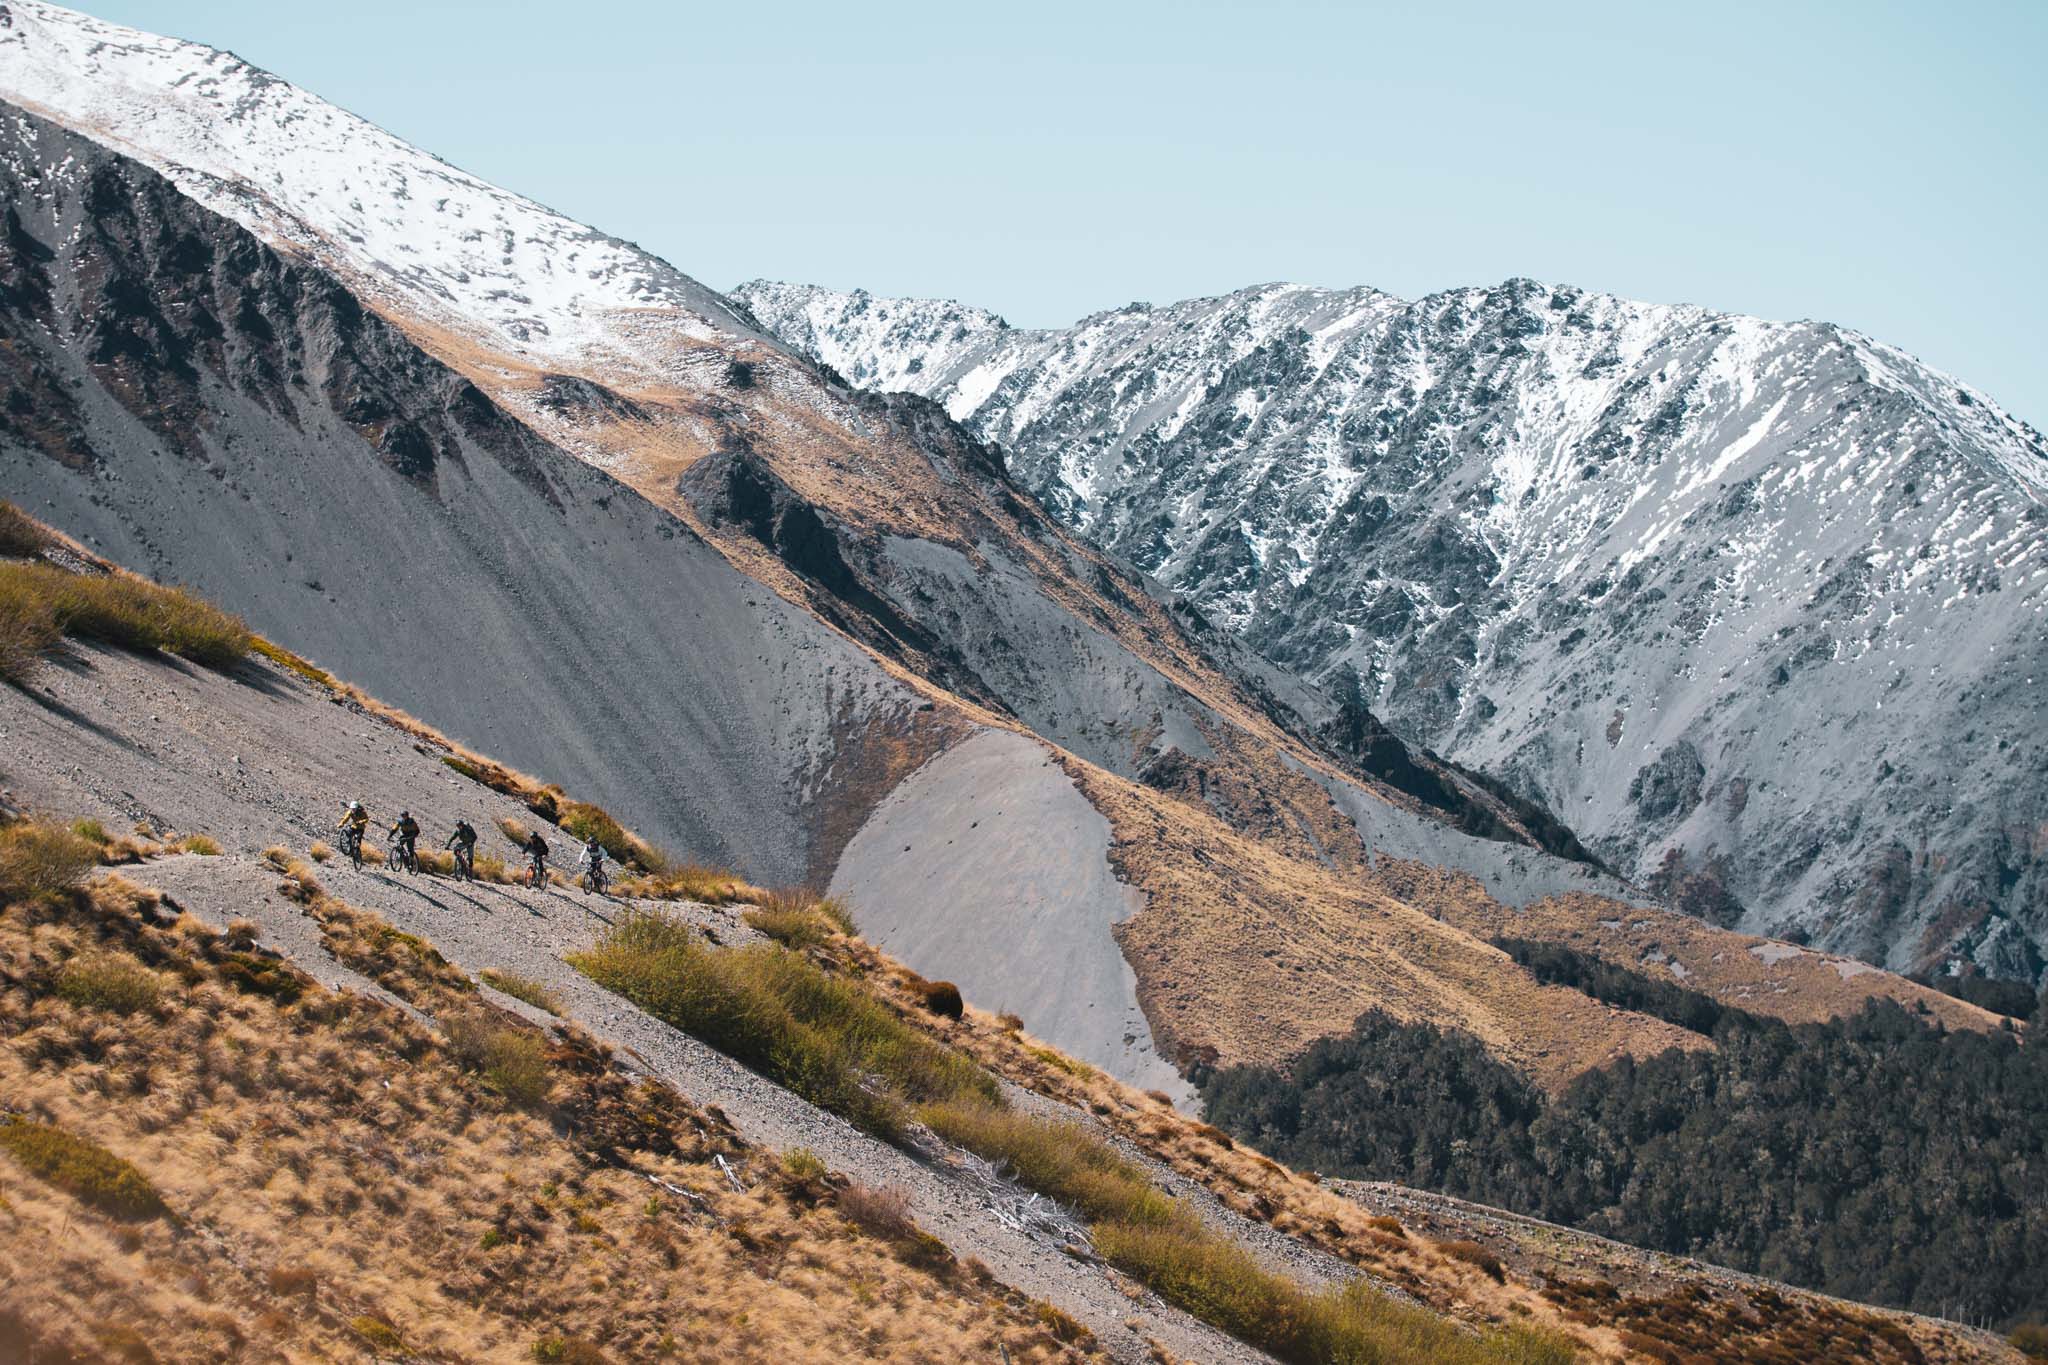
1200 941 2048 1326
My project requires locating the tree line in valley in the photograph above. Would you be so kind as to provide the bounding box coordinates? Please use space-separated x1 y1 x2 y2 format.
1200 939 2048 1327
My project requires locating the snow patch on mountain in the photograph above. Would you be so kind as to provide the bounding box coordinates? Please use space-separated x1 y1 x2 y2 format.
737 276 2048 982
0 0 759 382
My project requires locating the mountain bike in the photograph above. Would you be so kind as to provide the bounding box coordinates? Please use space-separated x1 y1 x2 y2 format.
340 826 364 870
580 860 609 896
526 853 547 889
387 832 418 875
450 843 475 882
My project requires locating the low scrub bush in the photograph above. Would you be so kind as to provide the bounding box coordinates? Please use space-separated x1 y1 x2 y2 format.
480 968 564 1016
0 820 101 901
570 910 994 1139
219 951 305 1004
55 953 161 1015
779 1147 828 1183
441 1012 552 1109
0 562 251 669
912 978 964 1020
1440 1239 1507 1282
307 842 334 863
530 1335 611 1364
174 834 221 856
0 1118 166 1220
837 1182 916 1240
267 1265 318 1298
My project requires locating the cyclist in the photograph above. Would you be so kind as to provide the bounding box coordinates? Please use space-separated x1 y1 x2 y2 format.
577 836 609 895
336 801 370 864
522 829 550 888
389 810 421 872
445 818 478 880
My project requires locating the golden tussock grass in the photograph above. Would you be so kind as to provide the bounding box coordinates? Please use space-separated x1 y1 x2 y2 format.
0 560 252 675
0 819 102 901
742 887 857 948
0 498 51 558
842 937 1601 1345
570 909 995 1140
574 913 1571 1365
0 867 1099 1364
481 968 565 1016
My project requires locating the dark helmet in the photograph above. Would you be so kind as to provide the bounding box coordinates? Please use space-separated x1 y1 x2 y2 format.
400 810 411 819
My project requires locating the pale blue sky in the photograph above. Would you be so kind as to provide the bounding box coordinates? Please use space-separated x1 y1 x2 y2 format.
82 1 2047 423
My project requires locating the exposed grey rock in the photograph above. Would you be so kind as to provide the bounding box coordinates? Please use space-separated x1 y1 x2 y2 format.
737 278 2048 982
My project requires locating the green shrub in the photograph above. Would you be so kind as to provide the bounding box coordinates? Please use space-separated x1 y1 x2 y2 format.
0 1118 166 1220
219 951 306 1004
441 1012 552 1108
531 1335 610 1364
55 953 161 1015
69 818 109 844
480 969 564 1016
2012 1321 2048 1361
0 562 251 669
0 820 101 901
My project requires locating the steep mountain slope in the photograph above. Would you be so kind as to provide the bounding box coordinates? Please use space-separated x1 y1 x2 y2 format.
0 1 2001 1120
734 278 2048 982
0 550 2019 1362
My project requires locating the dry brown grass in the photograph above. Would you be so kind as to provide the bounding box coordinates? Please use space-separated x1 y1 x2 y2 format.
0 499 51 558
481 968 565 1016
0 871 1101 1364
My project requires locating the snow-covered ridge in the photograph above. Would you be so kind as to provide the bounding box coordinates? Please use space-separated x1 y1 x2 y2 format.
738 276 2048 983
0 0 760 381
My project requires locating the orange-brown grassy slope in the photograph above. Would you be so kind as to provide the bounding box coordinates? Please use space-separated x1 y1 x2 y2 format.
0 872 1097 1365
845 940 2014 1365
1438 888 2008 1038
1064 757 1710 1090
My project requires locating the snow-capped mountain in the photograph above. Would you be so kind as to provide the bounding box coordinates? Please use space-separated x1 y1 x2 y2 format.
735 278 2048 981
0 0 760 385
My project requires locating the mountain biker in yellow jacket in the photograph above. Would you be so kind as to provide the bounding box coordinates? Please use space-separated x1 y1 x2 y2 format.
337 801 369 840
